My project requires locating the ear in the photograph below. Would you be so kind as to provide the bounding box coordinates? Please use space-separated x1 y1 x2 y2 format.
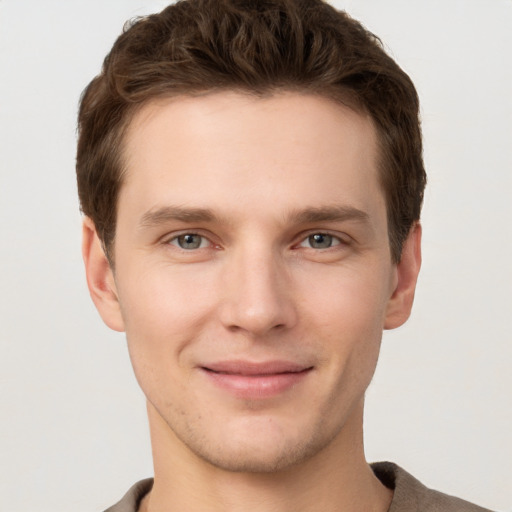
82 217 125 332
384 223 422 330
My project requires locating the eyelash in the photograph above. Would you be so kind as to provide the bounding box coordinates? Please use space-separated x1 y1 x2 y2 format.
297 232 345 250
166 232 213 250
164 231 348 252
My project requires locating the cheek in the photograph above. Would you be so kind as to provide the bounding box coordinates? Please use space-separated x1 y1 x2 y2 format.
116 264 220 382
292 267 388 434
300 262 391 334
299 263 391 382
119 262 218 330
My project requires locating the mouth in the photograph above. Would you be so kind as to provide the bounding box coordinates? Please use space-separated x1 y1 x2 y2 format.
200 360 313 399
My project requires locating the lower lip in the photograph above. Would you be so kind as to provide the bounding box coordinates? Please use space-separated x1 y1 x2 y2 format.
201 368 312 399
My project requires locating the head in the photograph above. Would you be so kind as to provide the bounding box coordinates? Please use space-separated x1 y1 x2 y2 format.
78 0 424 476
76 0 425 265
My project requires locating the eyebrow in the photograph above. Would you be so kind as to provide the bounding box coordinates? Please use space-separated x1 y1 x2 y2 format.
138 204 370 229
288 205 370 225
139 206 216 228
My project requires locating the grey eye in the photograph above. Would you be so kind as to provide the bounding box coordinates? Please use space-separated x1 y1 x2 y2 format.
172 234 206 250
300 233 340 249
309 234 332 248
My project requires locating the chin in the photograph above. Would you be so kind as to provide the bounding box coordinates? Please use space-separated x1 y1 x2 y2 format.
181 418 339 474
192 443 318 474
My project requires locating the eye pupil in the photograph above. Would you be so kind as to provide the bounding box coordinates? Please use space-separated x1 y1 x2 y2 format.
178 234 202 249
309 233 332 249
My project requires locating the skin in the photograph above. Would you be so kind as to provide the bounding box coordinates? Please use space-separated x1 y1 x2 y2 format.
83 92 421 512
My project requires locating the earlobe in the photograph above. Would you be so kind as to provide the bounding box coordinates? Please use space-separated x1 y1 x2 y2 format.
384 223 422 330
82 217 125 332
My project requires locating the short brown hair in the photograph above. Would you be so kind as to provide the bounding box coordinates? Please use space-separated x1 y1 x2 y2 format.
76 0 426 263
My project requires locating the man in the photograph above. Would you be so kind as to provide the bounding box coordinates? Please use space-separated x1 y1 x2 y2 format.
77 1 494 511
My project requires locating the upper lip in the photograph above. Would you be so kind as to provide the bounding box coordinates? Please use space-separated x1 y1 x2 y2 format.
201 360 312 376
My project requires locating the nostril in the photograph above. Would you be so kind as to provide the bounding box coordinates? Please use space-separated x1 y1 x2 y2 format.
226 322 287 334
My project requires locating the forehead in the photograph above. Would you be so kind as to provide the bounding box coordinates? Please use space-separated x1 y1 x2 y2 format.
119 91 384 226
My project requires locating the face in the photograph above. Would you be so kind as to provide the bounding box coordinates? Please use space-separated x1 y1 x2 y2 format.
84 92 420 473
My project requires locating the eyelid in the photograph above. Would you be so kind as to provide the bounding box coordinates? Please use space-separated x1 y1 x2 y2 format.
300 234 340 249
162 229 219 249
294 230 351 248
170 234 209 249
159 229 351 250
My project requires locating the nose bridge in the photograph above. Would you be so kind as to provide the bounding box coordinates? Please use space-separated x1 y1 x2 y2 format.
219 238 296 335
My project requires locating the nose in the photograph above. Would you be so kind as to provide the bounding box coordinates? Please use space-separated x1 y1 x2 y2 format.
218 245 298 337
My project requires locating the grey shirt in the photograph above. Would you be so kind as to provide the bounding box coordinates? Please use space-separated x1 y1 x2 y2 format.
104 462 494 512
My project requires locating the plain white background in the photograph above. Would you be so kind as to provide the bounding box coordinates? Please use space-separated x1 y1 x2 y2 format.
0 1 511 510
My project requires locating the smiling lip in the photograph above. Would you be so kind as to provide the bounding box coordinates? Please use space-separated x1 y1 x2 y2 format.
200 360 313 399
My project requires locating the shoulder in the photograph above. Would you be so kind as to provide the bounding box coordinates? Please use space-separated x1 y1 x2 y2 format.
371 462 495 512
103 478 153 512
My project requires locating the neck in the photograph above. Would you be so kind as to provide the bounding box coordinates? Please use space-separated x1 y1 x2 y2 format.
140 400 392 512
